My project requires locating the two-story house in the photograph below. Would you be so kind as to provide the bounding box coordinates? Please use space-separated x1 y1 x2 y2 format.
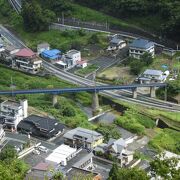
138 69 166 84
94 138 134 167
14 48 42 73
63 127 104 149
64 49 81 67
129 39 155 59
107 36 126 51
0 100 28 130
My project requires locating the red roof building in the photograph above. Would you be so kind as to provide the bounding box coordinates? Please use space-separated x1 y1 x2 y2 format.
15 48 36 58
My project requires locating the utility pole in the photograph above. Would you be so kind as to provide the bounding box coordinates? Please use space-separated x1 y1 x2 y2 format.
164 86 167 101
62 12 64 25
10 76 14 97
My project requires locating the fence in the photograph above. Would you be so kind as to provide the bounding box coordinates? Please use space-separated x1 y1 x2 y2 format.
57 17 109 31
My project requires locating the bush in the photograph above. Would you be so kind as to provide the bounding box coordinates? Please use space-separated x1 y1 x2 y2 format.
128 52 154 75
88 33 100 44
96 123 121 142
62 105 76 117
149 128 180 154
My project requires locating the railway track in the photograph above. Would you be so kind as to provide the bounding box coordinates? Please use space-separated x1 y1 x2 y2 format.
43 61 180 112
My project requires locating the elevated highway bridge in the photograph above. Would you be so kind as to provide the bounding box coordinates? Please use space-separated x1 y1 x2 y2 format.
0 83 167 112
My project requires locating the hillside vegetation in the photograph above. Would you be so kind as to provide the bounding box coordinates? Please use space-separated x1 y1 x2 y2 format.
0 65 95 129
74 0 180 42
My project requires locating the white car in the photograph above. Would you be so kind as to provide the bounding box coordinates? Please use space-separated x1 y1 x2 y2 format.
33 149 40 155
38 146 48 153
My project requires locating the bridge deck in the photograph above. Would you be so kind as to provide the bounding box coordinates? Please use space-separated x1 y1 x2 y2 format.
0 84 166 95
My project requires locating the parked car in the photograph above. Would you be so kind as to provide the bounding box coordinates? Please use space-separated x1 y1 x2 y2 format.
38 146 48 153
33 149 40 155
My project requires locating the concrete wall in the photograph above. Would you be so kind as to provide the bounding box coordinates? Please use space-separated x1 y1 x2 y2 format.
49 23 110 34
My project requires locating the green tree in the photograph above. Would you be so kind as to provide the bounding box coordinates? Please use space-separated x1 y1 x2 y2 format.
0 146 17 161
88 34 100 44
109 165 149 180
0 146 29 180
21 0 55 32
141 52 153 66
96 123 121 142
150 154 180 179
52 171 64 180
108 163 119 180
116 168 149 180
130 59 145 75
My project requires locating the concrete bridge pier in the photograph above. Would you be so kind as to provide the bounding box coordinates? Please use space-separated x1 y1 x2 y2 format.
52 94 58 106
92 91 99 114
132 88 138 99
150 86 156 98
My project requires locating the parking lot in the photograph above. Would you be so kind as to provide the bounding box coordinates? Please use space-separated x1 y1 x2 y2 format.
23 149 52 167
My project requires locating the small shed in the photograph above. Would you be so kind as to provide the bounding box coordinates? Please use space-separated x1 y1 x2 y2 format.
76 60 87 68
41 49 61 61
37 43 50 55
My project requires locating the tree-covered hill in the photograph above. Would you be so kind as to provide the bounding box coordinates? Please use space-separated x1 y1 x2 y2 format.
73 0 180 42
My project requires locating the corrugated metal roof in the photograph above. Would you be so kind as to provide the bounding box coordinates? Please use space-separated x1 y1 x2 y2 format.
129 39 154 49
143 69 163 76
63 127 103 143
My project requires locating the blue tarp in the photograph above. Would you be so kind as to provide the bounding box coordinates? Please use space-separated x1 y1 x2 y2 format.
41 49 61 60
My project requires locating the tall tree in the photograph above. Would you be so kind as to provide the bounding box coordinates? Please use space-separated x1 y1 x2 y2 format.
108 163 119 180
150 154 180 179
21 0 55 32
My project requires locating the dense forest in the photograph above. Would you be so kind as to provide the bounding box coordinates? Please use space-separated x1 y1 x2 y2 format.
73 0 180 42
2 0 180 42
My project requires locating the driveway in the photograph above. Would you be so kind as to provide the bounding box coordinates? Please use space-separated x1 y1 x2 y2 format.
127 136 150 151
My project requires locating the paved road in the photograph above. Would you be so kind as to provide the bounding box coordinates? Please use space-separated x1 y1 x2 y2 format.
5 132 58 150
1 24 180 112
0 25 25 48
43 60 180 112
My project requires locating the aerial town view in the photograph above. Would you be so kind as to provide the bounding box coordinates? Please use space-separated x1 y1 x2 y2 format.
0 0 180 179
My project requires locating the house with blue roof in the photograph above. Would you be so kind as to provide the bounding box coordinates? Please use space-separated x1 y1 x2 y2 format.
41 49 61 61
129 39 155 59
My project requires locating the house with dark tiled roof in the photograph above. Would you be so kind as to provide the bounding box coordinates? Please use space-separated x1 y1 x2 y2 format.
17 115 65 139
129 39 155 59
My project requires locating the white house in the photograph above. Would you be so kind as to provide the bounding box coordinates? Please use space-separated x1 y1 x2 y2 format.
37 43 50 55
65 50 81 66
94 138 134 167
76 60 87 68
107 36 126 51
129 39 155 59
138 69 167 84
0 99 28 130
45 144 77 166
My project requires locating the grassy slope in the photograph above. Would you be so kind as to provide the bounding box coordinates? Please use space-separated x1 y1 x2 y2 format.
149 128 180 154
0 65 95 129
71 4 131 27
